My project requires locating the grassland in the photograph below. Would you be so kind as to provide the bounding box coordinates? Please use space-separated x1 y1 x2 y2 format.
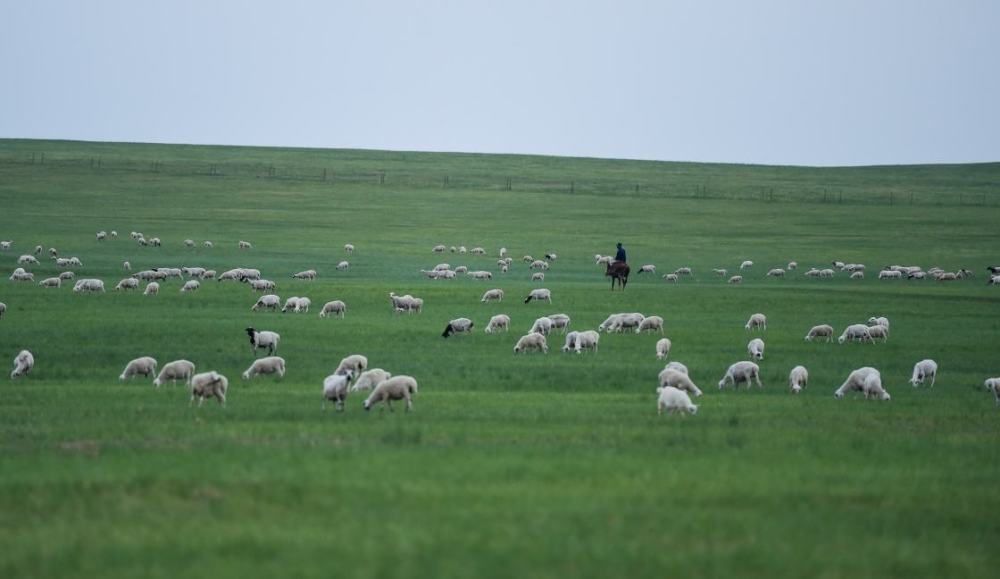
1 139 999 579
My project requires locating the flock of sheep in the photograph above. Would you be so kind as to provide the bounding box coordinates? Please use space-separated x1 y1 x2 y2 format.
4 234 1000 415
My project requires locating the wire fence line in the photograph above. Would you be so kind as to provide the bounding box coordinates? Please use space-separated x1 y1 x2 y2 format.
0 152 996 207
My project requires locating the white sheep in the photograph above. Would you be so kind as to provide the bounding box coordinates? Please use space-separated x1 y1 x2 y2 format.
658 368 703 397
442 318 474 338
838 324 872 344
72 279 105 293
242 356 286 380
574 330 599 353
664 361 688 375
335 354 369 376
804 324 834 342
547 313 570 334
432 244 446 253
529 316 554 336
719 361 762 390
454 266 468 274
119 357 157 381
468 270 493 280
598 312 645 333
18 255 39 265
787 261 797 270
39 277 61 288
655 338 672 360
713 268 727 277
728 275 743 284
819 268 835 278
363 375 418 412
636 315 664 334
0 302 5 318
144 282 159 295
834 367 887 400
561 331 580 353
984 378 1000 406
485 314 511 334
319 300 347 318
252 294 281 312
531 272 545 282
181 280 200 292
745 313 767 331
11 350 34 379
0 241 9 250
189 371 229 406
863 371 890 401
909 359 938 387
747 338 765 360
202 270 216 280
471 247 486 255
638 264 656 274
58 271 75 281
344 244 355 253
529 260 549 270
662 274 679 283
153 360 196 388
765 268 785 278
293 297 311 313
183 239 195 248
789 365 808 393
350 368 392 392
739 260 753 270
524 288 552 304
239 240 253 249
878 269 903 279
110 230 117 239
867 316 890 329
282 297 301 312
245 327 280 355
657 386 698 415
514 332 548 354
292 269 317 280
674 267 693 276
33 245 42 254
866 325 889 343
122 261 131 271
481 288 504 303
250 279 276 292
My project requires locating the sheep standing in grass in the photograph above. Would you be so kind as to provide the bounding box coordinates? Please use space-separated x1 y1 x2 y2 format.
58 271 75 281
363 375 418 412
638 265 656 274
838 324 872 344
181 280 200 292
245 328 280 356
481 289 504 303
863 371 890 401
11 350 34 379
239 240 252 249
144 282 159 295
335 354 369 376
190 371 229 406
73 279 105 293
252 294 281 312
713 268 727 277
319 300 347 318
524 288 552 304
789 365 808 393
531 272 545 282
662 274 679 283
984 378 1000 406
745 313 767 331
119 357 157 381
867 325 889 343
909 359 938 387
868 316 890 330
485 314 511 334
655 338 672 360
529 316 554 336
336 261 350 271
635 315 664 334
657 386 698 415
350 369 392 392
547 314 570 334
719 361 762 390
728 275 743 284
747 338 765 360
766 268 785 278
293 269 317 280
834 367 882 399
344 244 355 254
664 361 688 375
442 318 474 338
282 297 300 313
740 260 753 270
242 356 286 380
787 261 797 270
514 332 548 354
123 261 131 271
561 331 580 353
153 360 196 388
573 330 599 353
39 277 61 288
294 297 312 313
658 369 703 397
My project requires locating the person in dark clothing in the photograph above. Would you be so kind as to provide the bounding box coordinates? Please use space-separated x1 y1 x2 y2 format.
613 242 627 263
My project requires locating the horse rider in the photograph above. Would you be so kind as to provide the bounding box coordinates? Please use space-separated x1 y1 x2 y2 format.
613 242 627 265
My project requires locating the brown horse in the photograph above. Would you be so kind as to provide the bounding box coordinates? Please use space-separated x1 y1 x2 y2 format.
606 262 630 290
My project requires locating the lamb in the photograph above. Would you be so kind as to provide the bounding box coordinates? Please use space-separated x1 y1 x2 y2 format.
153 360 196 387
739 260 753 270
658 369 703 397
72 279 105 293
119 357 157 381
766 268 785 277
804 324 834 342
529 316 554 336
189 371 229 406
789 365 808 394
389 292 422 314
485 314 511 334
336 261 350 271
39 277 61 288
531 272 545 282
319 300 347 318
143 282 159 295
664 361 688 375
573 330 599 353
238 240 253 249
637 265 656 274
481 288 504 303
834 367 887 399
245 328 280 355
656 386 698 415
442 318 474 338
363 375 418 412
718 361 762 390
838 324 872 344
984 378 1000 406
745 313 766 331
747 338 765 360
242 356 286 380
292 269 318 280
180 280 200 292
252 294 281 311
655 338 672 360
335 354 369 376
662 274 679 283
344 244 355 253
11 350 34 379
636 315 664 334
547 313 570 333
909 359 938 387
523 288 552 304
350 368 392 392
728 275 743 284
514 332 548 354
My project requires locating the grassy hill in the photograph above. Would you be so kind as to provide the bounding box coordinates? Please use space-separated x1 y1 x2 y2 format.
1 139 999 579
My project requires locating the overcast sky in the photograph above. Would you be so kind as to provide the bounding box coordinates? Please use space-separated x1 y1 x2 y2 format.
1 0 997 166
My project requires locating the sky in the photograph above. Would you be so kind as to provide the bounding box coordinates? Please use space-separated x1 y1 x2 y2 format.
1 0 997 166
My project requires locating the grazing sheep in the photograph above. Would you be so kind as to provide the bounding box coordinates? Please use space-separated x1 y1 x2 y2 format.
11 350 34 379
242 356 286 380
122 261 131 271
658 369 703 397
728 275 743 284
863 371 891 401
389 292 423 314
442 318 474 338
363 375 418 412
39 277 61 288
984 378 1000 406
819 268 835 278
335 354 369 376
766 268 785 278
183 239 195 248
350 368 392 393
713 268 727 277
529 260 549 271
72 279 105 293
838 324 872 344
458 246 468 254
804 324 834 342
745 313 766 331
344 244 355 253
110 231 117 239
719 361 762 390
471 247 487 256
636 315 665 334
805 268 821 277
153 360 196 388
910 359 938 387
547 313 570 334
0 241 9 250
573 330 599 353
33 245 42 255
119 357 158 381
747 338 765 360
739 260 753 270
531 272 545 282
867 316 890 330
638 264 656 274
655 338 672 360
434 263 451 272
245 328 280 356
189 371 229 406
115 278 139 291
249 279 276 292
148 237 161 247
58 271 75 281
293 297 311 313
600 312 645 333
787 261 797 270
673 267 693 276
865 324 888 343
481 288 504 303
989 275 1000 286
9 268 33 282
561 331 580 353
336 261 350 271
878 269 903 279
292 269 318 280
850 271 865 279
657 386 698 415
664 361 688 375
834 367 887 400
789 365 808 394
202 270 216 280
18 255 39 265
323 371 355 410
468 270 493 280
524 288 552 304
319 300 347 318
485 314 511 334
514 332 548 354
662 274 679 283
239 240 252 249
528 316 554 336
143 282 159 295
454 266 468 274
833 261 845 269
432 244 446 253
180 280 200 292
252 294 281 311
282 297 301 312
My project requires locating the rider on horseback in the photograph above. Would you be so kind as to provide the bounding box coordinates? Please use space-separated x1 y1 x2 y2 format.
613 242 626 264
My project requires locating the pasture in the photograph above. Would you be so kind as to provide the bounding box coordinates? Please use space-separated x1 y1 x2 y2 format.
1 139 999 579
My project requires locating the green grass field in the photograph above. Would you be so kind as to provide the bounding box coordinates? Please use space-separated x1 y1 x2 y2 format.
1 139 999 578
